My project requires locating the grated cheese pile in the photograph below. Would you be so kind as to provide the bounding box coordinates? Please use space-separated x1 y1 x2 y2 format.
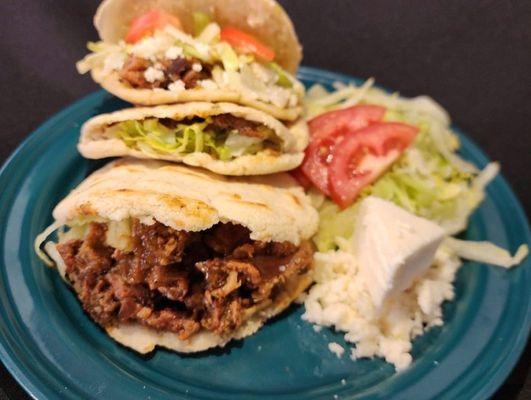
302 246 461 370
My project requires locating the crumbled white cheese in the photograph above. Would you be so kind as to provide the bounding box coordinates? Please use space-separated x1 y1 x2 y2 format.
164 26 195 45
251 63 275 84
213 65 293 107
198 79 218 91
144 66 164 83
102 52 126 74
194 42 210 59
167 80 185 92
82 24 302 110
313 325 322 333
266 86 291 108
165 46 183 60
303 247 461 371
131 33 174 59
328 342 345 358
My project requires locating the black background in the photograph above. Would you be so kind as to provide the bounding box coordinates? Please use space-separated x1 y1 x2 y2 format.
0 0 529 399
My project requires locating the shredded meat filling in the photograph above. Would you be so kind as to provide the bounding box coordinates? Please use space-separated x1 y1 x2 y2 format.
57 220 313 340
208 114 270 139
119 56 212 89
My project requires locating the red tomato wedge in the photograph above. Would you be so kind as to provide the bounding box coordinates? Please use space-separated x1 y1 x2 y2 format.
329 122 419 208
301 105 387 195
308 105 386 142
289 168 313 189
125 10 183 43
220 27 275 61
300 137 336 195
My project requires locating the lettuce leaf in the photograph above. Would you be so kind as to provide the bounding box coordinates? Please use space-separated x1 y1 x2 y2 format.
193 12 211 36
269 62 294 88
114 118 267 161
308 82 501 252
216 43 239 72
444 238 528 268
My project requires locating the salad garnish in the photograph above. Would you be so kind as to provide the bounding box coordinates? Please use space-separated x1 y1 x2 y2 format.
302 79 528 267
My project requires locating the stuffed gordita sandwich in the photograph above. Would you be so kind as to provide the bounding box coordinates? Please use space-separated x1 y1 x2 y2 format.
77 0 305 121
35 159 318 353
78 102 308 175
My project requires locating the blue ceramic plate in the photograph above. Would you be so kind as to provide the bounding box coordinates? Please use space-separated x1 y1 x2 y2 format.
0 67 529 400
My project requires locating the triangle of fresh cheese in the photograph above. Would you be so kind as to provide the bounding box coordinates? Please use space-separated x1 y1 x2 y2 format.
353 196 445 309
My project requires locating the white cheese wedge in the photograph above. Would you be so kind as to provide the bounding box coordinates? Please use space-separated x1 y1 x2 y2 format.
353 196 445 309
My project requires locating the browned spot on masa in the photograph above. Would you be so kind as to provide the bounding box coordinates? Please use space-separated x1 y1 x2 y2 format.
77 203 97 216
172 219 185 227
233 199 270 209
289 193 302 207
156 194 187 209
157 194 217 220
113 159 128 167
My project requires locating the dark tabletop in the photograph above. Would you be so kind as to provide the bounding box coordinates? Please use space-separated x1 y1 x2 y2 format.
0 0 529 399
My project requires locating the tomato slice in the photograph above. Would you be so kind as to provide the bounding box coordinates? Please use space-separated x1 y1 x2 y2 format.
301 105 386 195
220 27 275 61
125 10 183 43
308 105 386 142
329 122 419 208
289 168 312 189
300 137 335 195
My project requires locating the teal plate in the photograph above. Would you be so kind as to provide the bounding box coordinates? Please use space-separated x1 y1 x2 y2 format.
0 67 529 400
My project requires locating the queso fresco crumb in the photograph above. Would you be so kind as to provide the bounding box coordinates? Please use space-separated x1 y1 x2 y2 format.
303 247 461 371
328 342 345 358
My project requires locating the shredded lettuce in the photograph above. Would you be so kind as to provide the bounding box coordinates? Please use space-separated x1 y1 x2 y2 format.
216 43 239 72
77 25 303 109
179 43 208 62
197 23 220 44
305 78 375 119
445 238 528 268
35 218 138 270
34 221 63 266
76 41 124 74
307 81 518 264
193 12 211 36
87 41 106 53
314 201 360 252
114 118 270 161
224 134 263 157
269 62 293 88
367 126 491 235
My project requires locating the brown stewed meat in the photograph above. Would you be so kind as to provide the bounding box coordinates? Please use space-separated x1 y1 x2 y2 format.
119 56 211 90
207 114 270 139
56 220 313 340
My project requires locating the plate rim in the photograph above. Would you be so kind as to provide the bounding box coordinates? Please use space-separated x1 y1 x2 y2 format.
0 66 529 400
